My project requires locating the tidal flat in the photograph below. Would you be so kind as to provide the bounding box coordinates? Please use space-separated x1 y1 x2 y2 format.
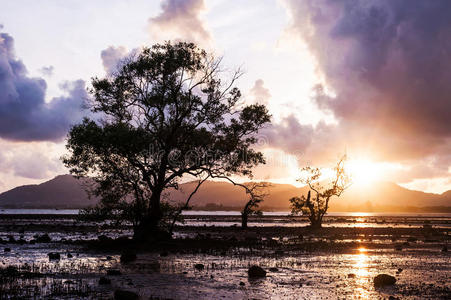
0 212 450 299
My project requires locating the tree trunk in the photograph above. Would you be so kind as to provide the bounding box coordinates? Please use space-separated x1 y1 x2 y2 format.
310 219 322 229
241 212 248 229
309 214 323 229
133 188 167 242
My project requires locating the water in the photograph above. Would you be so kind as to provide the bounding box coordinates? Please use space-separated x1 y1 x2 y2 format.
2 208 451 217
1 209 450 299
0 209 80 215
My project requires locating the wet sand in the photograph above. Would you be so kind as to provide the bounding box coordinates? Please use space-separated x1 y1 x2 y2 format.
0 213 450 299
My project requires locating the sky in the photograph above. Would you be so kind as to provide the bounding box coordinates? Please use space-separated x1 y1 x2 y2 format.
0 0 451 194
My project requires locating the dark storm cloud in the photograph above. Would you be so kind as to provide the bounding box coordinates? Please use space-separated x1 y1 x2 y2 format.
286 0 451 160
0 31 87 142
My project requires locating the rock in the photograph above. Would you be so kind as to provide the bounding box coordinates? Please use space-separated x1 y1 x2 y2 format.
48 252 60 260
397 268 403 273
374 274 396 287
4 248 11 252
248 266 266 278
394 244 403 251
107 269 122 276
120 251 137 263
106 256 113 260
269 267 279 272
67 253 73 258
194 263 205 271
442 245 448 252
348 273 356 278
99 277 111 285
239 281 245 286
36 234 51 243
114 289 139 300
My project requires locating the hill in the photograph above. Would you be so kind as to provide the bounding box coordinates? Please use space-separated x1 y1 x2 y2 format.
0 175 450 212
0 175 96 209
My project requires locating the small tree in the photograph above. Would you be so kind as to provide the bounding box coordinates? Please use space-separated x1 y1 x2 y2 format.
63 42 270 241
289 155 350 228
241 182 270 229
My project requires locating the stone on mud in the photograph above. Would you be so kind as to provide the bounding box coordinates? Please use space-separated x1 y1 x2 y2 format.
48 252 60 260
36 234 51 243
248 266 266 278
374 274 396 287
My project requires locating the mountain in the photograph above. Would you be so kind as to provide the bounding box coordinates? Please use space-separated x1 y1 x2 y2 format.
0 175 96 209
167 180 451 211
166 180 306 209
0 175 450 211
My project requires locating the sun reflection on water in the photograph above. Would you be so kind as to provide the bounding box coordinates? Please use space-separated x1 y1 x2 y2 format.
352 248 371 298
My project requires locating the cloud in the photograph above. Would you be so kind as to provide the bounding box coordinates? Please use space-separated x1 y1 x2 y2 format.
100 46 128 75
262 115 314 155
39 65 54 77
0 31 87 142
249 79 271 106
0 140 66 180
149 0 212 47
283 0 451 162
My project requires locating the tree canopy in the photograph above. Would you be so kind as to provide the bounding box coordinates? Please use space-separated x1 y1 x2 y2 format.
63 42 271 240
290 155 351 228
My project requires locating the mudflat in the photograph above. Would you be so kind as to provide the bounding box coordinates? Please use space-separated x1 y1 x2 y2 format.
1 213 450 299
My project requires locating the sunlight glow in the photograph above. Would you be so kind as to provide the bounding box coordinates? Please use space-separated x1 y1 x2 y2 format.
354 252 369 279
347 158 384 187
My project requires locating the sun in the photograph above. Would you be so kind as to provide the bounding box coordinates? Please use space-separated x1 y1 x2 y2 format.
346 158 384 187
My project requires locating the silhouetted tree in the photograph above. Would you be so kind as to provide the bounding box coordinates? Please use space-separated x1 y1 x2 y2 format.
290 155 351 228
63 42 270 241
241 182 270 228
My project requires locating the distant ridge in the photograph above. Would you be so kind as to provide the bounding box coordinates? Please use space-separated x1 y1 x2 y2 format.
0 175 450 212
0 175 95 209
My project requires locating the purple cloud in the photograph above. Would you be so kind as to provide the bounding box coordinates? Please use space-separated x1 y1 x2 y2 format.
0 31 87 142
285 0 451 161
